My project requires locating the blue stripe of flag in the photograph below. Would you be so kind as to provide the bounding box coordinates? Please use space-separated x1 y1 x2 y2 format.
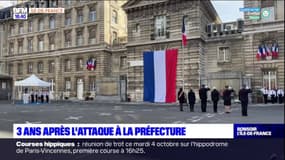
143 51 155 102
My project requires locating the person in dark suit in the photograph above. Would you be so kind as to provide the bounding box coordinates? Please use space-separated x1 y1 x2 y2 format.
35 91 38 103
46 91 49 103
40 91 44 103
178 88 186 112
188 89 196 112
239 85 252 116
211 87 220 113
223 85 234 113
199 84 210 112
30 90 34 103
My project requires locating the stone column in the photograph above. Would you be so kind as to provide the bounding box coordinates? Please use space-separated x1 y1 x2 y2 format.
72 28 76 47
23 37 27 53
33 36 37 52
14 40 18 55
84 26 88 45
44 34 49 51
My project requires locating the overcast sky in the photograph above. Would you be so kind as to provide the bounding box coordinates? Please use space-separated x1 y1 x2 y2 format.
0 1 244 22
211 0 244 22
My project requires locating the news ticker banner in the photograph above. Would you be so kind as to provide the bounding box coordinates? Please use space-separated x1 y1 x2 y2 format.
13 124 284 139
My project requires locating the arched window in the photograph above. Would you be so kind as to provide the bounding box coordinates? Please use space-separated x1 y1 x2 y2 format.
112 10 118 24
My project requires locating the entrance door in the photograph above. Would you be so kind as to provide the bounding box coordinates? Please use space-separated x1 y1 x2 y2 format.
120 75 127 101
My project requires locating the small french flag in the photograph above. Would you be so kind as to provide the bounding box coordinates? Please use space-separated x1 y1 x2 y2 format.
182 15 187 47
256 46 262 60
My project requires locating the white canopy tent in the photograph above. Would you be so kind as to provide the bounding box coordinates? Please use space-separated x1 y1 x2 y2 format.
15 74 51 87
13 74 51 103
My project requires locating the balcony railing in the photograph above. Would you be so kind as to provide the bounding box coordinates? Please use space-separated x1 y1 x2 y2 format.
65 41 72 47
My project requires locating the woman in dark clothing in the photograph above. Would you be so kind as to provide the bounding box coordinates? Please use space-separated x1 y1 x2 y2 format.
188 89 196 112
178 88 186 112
223 85 234 113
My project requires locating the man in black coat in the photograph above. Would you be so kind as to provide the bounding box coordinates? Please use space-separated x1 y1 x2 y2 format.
199 84 210 112
211 87 220 113
188 89 196 112
239 85 252 116
178 88 186 112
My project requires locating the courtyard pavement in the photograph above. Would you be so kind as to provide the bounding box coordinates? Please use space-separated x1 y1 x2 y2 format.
0 100 284 138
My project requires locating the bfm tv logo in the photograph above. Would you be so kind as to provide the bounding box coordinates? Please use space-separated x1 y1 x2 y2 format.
13 8 28 20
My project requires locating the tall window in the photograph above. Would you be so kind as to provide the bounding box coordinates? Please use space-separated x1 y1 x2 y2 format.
48 61 55 73
49 16 56 29
18 40 23 54
88 26 96 44
65 0 71 6
49 34 55 50
76 29 83 46
120 56 127 69
64 59 71 72
9 42 14 55
17 63 23 75
49 0 57 7
218 47 230 62
8 64 13 75
27 62 33 74
77 9 83 24
263 70 277 89
89 6 96 21
64 78 71 91
155 15 166 37
28 21 33 32
76 58 83 71
112 31 117 44
38 36 44 51
27 38 33 52
135 23 140 33
10 25 15 36
37 62 43 73
64 30 72 47
65 11 72 26
112 10 118 24
18 22 24 34
38 18 44 31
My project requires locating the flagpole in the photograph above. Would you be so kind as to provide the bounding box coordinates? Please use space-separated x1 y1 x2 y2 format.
182 43 185 91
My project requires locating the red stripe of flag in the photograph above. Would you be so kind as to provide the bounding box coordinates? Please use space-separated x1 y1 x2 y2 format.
165 49 178 103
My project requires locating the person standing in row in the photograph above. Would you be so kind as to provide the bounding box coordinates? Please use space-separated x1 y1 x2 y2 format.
40 91 44 103
35 91 38 103
223 85 234 113
270 88 277 104
239 85 252 116
199 85 210 112
46 91 50 103
277 88 284 104
261 87 269 104
178 88 186 112
188 89 196 112
30 90 35 103
211 87 220 113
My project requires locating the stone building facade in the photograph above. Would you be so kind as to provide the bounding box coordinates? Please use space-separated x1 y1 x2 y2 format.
0 0 128 100
123 0 284 102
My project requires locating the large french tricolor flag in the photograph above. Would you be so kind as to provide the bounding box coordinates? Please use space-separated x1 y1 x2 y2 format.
143 49 178 103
